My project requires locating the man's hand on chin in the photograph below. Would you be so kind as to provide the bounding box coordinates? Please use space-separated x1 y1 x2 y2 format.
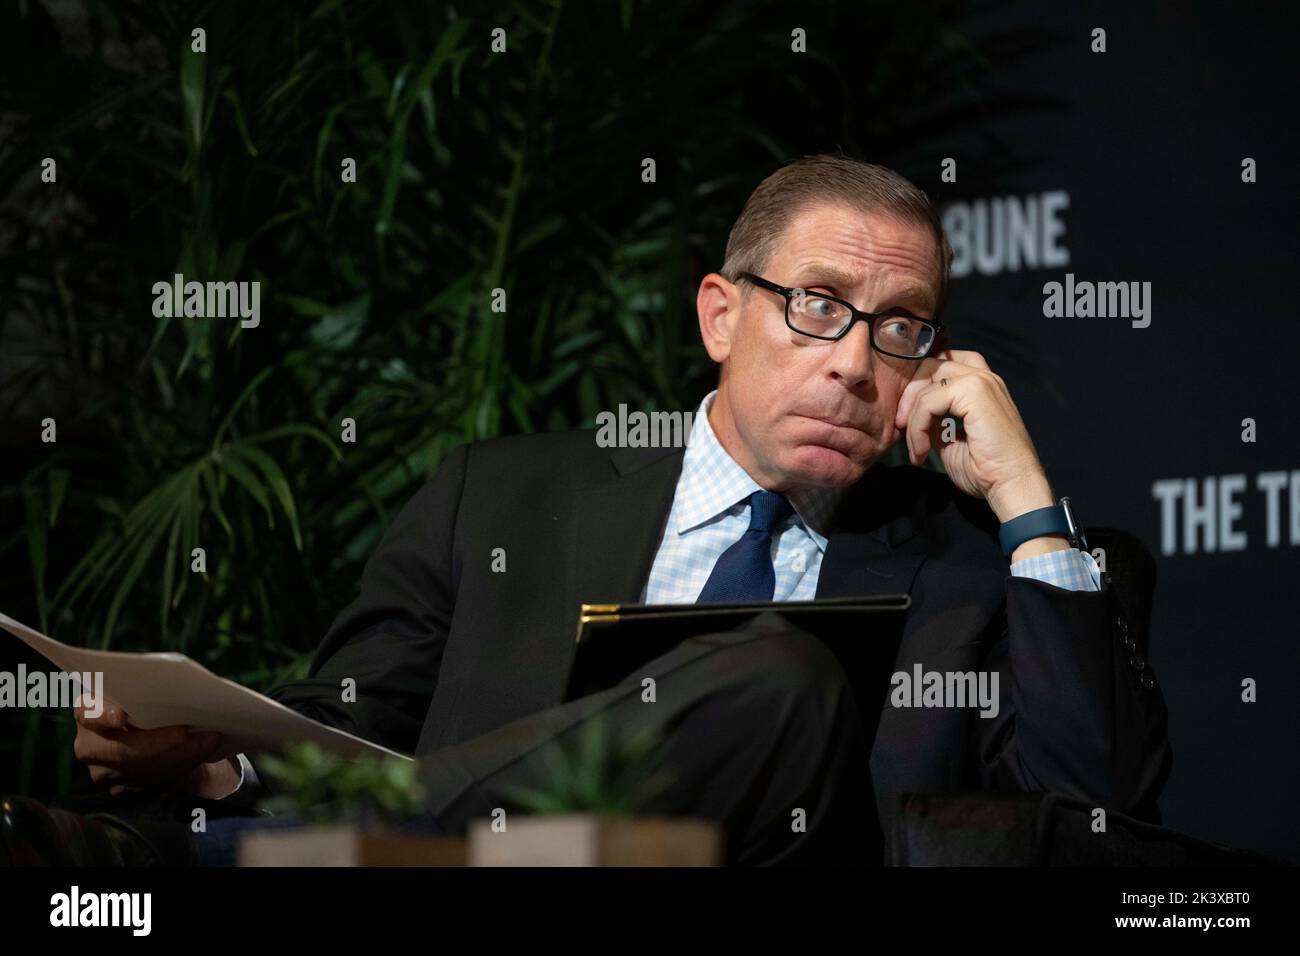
893 348 1072 560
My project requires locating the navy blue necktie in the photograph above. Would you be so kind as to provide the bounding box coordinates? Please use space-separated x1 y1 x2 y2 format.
696 490 795 603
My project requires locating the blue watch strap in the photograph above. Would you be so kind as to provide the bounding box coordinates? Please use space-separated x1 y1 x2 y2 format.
999 504 1070 557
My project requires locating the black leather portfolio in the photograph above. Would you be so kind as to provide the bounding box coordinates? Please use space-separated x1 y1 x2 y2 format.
564 595 911 726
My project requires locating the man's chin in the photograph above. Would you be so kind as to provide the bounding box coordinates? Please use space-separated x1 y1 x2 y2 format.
785 443 872 488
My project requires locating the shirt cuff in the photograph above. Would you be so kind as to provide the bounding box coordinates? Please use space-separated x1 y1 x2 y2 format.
222 752 264 807
1010 546 1101 592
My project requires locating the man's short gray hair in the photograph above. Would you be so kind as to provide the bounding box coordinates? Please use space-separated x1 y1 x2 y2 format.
720 153 953 317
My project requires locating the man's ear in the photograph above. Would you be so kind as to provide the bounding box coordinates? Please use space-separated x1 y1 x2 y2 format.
697 273 739 364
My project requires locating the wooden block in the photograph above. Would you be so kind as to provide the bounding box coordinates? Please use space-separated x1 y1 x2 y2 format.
238 826 467 866
468 814 721 866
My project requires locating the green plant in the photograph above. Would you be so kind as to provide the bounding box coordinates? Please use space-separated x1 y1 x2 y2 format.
501 716 677 817
255 742 426 826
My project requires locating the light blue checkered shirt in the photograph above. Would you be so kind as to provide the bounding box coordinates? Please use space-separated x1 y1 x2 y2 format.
640 391 1100 604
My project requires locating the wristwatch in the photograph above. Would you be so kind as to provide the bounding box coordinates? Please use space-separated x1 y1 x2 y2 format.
998 496 1087 558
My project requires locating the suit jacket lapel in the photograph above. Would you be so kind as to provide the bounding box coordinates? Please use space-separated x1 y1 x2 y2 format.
568 445 686 604
817 463 929 600
540 445 685 707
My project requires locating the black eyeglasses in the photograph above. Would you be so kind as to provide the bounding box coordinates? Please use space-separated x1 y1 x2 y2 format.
735 272 946 360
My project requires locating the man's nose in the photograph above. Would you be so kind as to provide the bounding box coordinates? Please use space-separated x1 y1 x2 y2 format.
825 321 876 390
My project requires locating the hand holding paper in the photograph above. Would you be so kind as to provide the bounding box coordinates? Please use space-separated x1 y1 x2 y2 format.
0 611 411 794
72 695 238 798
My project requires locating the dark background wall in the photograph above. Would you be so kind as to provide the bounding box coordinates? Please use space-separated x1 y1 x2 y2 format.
926 2 1300 860
0 1 1295 860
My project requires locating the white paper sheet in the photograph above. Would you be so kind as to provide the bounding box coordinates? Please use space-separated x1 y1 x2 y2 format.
0 611 411 762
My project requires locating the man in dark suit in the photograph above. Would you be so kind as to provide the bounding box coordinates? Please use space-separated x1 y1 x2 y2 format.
68 154 1171 865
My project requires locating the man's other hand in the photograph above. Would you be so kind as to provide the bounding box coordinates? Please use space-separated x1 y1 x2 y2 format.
73 698 241 800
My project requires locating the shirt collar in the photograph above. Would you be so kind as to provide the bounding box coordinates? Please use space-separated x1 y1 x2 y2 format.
674 391 844 552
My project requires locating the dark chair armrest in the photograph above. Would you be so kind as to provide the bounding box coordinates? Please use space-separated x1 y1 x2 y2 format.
888 791 1289 866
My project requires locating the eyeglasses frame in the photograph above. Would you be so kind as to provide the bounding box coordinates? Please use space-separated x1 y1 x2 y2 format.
734 271 947 360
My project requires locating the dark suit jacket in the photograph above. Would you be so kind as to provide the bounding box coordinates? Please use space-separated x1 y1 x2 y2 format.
267 429 1172 829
